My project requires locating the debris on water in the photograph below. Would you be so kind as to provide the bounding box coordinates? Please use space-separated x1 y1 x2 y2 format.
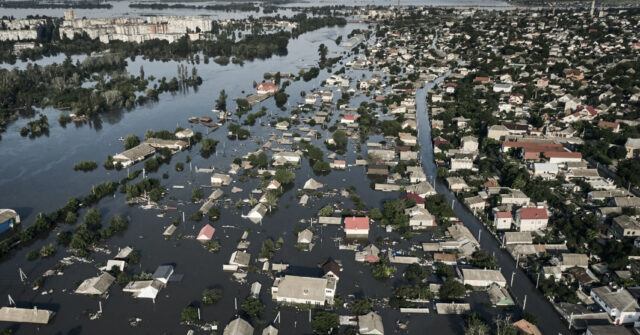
129 317 142 326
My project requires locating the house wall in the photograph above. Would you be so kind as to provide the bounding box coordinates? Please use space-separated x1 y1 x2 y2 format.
516 218 548 232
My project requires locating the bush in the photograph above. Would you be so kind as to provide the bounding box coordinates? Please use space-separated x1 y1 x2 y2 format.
202 288 223 305
39 243 56 257
26 250 39 261
175 162 184 171
74 161 98 172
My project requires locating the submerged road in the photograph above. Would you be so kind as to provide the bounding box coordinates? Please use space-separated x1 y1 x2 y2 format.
414 70 572 334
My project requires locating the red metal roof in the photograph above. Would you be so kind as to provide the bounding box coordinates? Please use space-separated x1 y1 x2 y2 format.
343 114 355 121
197 224 215 240
345 217 370 230
257 82 277 91
518 207 548 221
496 212 512 219
543 151 582 159
364 254 380 262
405 193 425 204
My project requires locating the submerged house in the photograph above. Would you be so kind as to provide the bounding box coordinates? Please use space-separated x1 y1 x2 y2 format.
223 317 254 335
123 280 163 300
358 311 384 335
197 224 216 242
271 275 336 306
0 307 54 324
75 272 115 295
244 204 267 223
112 143 156 167
0 209 20 234
152 265 174 285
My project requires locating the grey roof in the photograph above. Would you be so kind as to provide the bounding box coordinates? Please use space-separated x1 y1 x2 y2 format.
592 286 640 313
297 229 313 243
231 251 251 266
613 215 640 230
0 307 54 324
114 246 133 259
504 232 533 244
262 325 278 335
586 325 633 335
462 269 506 284
358 311 384 335
152 265 174 281
0 209 18 223
613 197 640 208
561 253 589 267
75 272 115 295
625 138 640 148
223 317 254 335
487 283 514 306
114 143 155 161
273 275 327 303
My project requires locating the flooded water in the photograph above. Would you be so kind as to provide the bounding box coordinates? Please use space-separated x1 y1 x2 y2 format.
1 0 511 19
0 22 469 334
0 2 569 335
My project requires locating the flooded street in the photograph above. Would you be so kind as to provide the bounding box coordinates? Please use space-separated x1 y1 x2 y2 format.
0 22 470 334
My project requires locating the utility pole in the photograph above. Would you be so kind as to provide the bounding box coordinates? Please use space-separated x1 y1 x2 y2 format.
536 272 540 288
510 271 516 287
478 229 482 243
522 295 527 311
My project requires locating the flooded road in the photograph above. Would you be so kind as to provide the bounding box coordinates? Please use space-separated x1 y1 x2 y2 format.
414 49 573 335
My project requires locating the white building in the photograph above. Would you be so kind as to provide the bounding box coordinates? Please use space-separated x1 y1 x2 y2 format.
451 157 473 171
494 212 512 230
462 269 507 287
591 286 640 325
515 206 549 232
271 275 336 306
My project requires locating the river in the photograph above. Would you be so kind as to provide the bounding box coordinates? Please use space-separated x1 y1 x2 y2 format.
1 0 512 19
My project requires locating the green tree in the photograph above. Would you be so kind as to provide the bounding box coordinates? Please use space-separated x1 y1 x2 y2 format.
241 297 264 319
56 231 72 246
108 215 128 232
181 306 200 323
439 278 466 301
312 311 339 335
191 188 204 202
274 167 295 184
318 43 328 65
470 250 498 269
200 138 218 157
202 288 223 305
318 205 333 217
124 134 140 149
351 297 372 315
313 160 331 173
216 90 228 111
84 209 101 231
260 238 276 259
404 263 425 282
